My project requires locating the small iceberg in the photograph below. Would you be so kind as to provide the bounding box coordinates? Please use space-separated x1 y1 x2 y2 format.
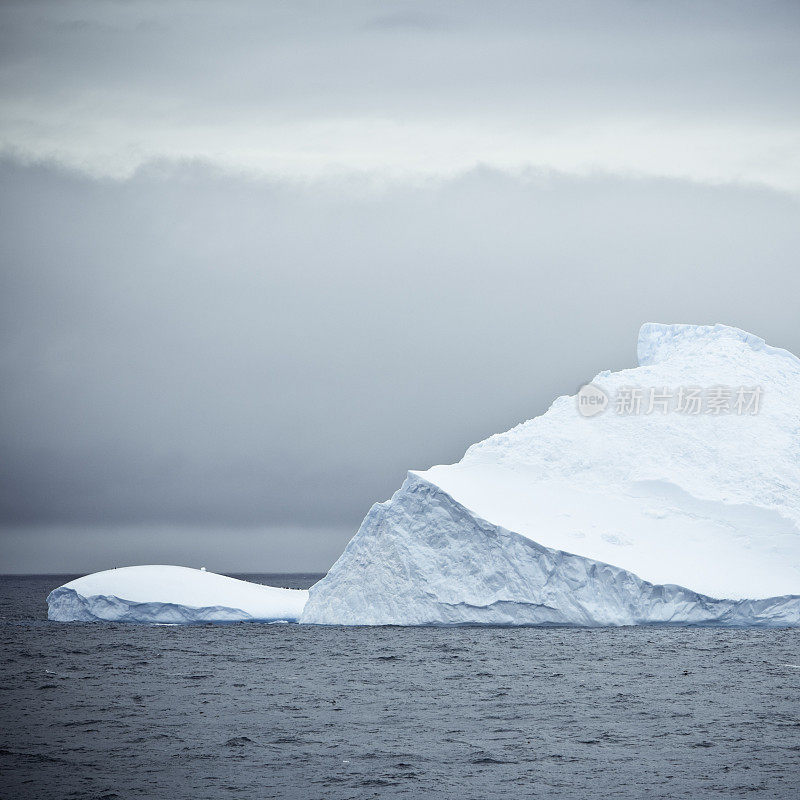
47 565 309 623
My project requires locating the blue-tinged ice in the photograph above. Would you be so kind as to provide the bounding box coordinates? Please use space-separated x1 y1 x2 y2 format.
301 324 800 626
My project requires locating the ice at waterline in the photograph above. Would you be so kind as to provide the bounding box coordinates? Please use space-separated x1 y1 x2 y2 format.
48 324 800 626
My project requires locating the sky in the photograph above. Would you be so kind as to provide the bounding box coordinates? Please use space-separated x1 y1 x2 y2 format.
1 0 799 572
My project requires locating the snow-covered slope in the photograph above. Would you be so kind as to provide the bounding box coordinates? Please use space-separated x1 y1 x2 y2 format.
47 566 308 623
302 323 800 626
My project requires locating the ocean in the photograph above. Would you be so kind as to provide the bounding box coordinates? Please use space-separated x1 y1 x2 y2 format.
1 574 798 799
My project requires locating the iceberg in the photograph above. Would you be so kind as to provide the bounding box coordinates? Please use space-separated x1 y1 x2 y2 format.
301 323 800 626
47 565 308 623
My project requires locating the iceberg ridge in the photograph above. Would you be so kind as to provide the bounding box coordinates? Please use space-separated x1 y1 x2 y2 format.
302 323 800 626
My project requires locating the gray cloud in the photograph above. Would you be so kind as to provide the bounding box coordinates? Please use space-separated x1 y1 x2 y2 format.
1 1 799 186
1 158 799 570
1 1 799 571
363 10 454 31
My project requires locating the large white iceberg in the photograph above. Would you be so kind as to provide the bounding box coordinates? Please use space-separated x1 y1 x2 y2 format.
47 565 308 623
301 323 800 626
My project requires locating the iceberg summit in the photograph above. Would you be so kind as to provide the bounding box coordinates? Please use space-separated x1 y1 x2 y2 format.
301 323 800 626
49 323 800 626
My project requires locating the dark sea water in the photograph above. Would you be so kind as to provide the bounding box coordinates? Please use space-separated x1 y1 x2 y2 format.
1 575 799 800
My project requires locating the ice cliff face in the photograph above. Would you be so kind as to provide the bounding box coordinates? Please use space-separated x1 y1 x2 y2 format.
302 324 800 626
